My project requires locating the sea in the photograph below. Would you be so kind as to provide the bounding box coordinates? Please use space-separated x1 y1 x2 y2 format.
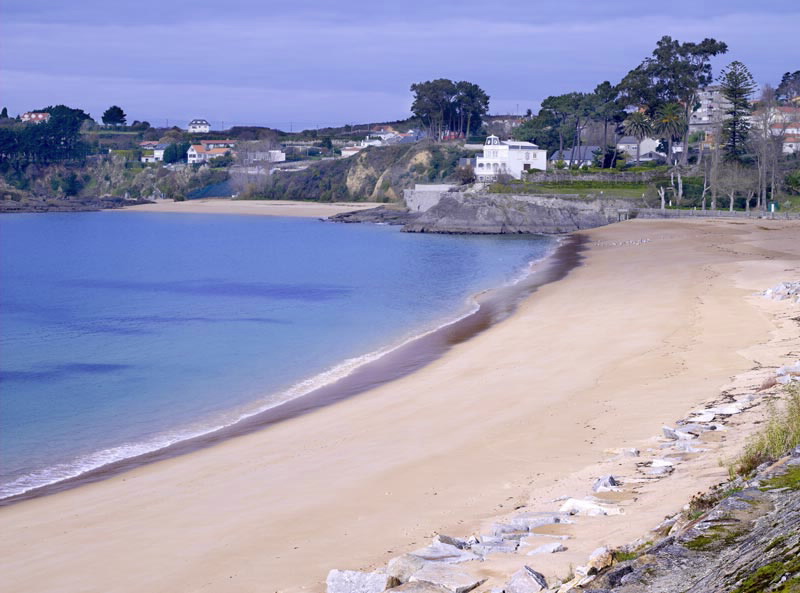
0 211 556 501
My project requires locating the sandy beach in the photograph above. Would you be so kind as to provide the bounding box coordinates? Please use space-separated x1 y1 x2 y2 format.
119 198 383 218
1 217 798 592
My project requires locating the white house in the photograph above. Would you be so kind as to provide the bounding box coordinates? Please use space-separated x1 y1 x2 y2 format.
616 136 660 159
188 119 211 133
475 135 547 181
188 144 231 164
141 142 170 163
784 136 799 154
340 146 364 158
21 112 51 124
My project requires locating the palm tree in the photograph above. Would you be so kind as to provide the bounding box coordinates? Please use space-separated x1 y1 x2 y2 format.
653 103 686 165
622 112 653 165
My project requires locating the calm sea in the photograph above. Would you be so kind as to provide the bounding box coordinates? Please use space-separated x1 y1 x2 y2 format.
0 211 554 500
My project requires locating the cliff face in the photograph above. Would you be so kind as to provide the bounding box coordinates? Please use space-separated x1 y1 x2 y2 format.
263 143 467 202
403 193 642 234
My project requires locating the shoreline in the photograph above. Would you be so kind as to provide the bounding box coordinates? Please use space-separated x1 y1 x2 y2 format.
115 198 384 218
1 218 798 593
0 233 580 505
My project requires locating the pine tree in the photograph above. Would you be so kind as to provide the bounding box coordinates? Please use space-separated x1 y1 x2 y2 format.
718 61 756 161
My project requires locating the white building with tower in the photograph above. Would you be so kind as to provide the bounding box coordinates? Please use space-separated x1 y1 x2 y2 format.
188 119 211 133
474 135 547 181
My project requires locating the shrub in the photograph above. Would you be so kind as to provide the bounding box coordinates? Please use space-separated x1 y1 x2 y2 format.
730 383 800 477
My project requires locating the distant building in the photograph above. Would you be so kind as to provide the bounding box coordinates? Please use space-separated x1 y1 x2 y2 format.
21 112 51 124
188 119 211 133
549 145 601 168
187 144 232 164
616 136 660 159
475 135 547 181
689 86 731 133
141 142 171 163
783 136 799 154
340 146 364 158
200 139 236 149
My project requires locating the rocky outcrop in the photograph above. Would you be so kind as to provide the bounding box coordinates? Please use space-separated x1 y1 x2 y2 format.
402 193 639 234
0 195 152 213
329 206 421 226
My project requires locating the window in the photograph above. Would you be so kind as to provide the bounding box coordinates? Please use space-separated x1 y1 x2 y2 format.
525 152 530 160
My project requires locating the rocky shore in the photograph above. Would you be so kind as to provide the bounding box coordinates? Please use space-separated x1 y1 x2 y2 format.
0 195 152 213
324 353 800 593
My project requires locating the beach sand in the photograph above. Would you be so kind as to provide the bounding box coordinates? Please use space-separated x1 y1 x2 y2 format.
1 218 798 592
119 198 383 218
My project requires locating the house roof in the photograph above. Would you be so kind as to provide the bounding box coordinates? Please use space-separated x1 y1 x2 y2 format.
190 145 230 155
189 119 209 125
503 140 539 148
549 146 601 161
200 139 236 145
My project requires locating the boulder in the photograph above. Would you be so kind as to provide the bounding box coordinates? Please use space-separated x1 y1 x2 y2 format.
410 541 479 564
433 535 469 550
588 546 614 571
471 539 519 556
526 542 567 555
408 565 486 593
504 566 548 593
689 412 715 423
388 583 451 593
559 498 624 516
326 569 397 593
593 475 621 492
621 448 641 457
705 404 743 415
387 554 428 583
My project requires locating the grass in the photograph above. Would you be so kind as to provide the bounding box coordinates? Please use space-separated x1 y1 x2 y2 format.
732 552 800 593
730 384 800 478
760 466 800 491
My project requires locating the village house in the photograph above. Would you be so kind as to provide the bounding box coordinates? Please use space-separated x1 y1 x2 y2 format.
200 139 236 150
549 145 601 168
689 86 732 133
187 144 232 164
783 136 799 154
140 142 170 163
616 136 661 159
21 112 51 124
475 135 547 181
188 119 211 133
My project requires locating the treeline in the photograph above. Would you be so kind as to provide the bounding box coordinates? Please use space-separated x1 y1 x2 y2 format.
0 106 93 166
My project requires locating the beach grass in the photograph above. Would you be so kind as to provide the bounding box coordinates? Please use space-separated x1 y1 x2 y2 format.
730 383 800 477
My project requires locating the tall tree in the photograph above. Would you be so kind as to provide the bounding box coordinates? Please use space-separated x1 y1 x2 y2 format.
622 112 653 164
718 61 756 161
652 102 686 165
776 71 800 104
620 36 728 163
102 105 127 126
410 79 489 139
0 107 7 119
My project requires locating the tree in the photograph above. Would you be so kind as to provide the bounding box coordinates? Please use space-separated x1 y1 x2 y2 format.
0 107 7 119
162 142 190 164
652 103 685 165
512 108 572 153
102 105 127 126
622 112 653 164
776 71 800 104
620 36 727 163
718 61 756 162
410 79 489 139
590 81 626 161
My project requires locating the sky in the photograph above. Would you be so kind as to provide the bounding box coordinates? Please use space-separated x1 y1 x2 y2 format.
2 1 798 131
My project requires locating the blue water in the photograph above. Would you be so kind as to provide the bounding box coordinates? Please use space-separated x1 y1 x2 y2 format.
0 211 554 499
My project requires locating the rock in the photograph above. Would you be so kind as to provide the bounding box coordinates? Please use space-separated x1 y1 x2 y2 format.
471 539 519 556
588 546 614 571
559 498 624 516
593 475 622 492
705 404 743 415
326 569 397 593
433 535 468 550
491 513 567 536
410 541 479 564
504 566 548 593
662 425 678 440
672 441 707 453
388 583 451 593
526 542 567 555
646 465 674 476
408 564 486 593
689 412 716 423
651 458 675 468
387 554 428 583
622 448 641 457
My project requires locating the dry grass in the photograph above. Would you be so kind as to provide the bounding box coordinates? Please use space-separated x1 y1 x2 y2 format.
730 383 800 477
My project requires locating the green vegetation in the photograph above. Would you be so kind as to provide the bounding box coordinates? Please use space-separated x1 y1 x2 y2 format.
101 105 127 127
732 553 800 593
719 61 757 161
760 466 800 491
730 384 800 477
410 79 489 139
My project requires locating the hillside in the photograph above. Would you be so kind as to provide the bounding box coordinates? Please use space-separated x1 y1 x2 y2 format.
255 142 470 202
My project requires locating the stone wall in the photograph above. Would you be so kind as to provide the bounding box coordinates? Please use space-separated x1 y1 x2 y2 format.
524 170 664 183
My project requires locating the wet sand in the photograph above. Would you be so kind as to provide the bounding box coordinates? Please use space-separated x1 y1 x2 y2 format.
1 218 798 592
119 198 383 218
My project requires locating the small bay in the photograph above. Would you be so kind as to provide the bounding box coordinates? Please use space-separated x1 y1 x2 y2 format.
0 211 554 499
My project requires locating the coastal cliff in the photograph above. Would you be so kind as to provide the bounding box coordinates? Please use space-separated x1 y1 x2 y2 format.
402 193 640 234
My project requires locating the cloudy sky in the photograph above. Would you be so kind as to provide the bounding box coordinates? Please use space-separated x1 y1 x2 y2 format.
2 1 798 131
